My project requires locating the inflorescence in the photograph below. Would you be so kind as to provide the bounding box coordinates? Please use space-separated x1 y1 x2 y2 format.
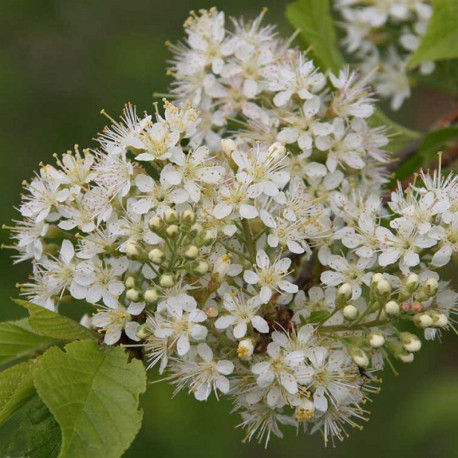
5 8 457 447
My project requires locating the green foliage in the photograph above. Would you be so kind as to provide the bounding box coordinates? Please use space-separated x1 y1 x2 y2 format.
0 360 36 425
14 299 97 342
33 340 147 458
409 0 458 67
286 0 344 72
2 396 61 458
0 319 54 366
392 126 458 185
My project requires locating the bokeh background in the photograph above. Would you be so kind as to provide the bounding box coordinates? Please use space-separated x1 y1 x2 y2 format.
0 1 456 457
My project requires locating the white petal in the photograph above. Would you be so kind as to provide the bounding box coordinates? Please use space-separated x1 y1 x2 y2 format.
251 316 269 333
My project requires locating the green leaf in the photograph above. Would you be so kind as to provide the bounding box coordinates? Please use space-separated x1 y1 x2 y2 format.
392 126 458 183
370 110 420 154
3 395 61 458
0 320 55 366
286 0 344 72
34 340 147 458
14 299 97 342
409 0 458 67
0 360 36 425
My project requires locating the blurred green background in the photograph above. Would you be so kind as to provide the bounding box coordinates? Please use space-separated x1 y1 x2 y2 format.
0 1 456 457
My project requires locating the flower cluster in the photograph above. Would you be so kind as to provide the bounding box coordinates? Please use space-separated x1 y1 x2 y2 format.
334 0 434 110
6 8 457 448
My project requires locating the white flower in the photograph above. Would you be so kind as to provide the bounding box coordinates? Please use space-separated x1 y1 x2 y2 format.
251 331 313 400
320 254 372 300
168 343 234 401
92 302 144 345
160 146 225 203
376 219 436 268
215 293 269 338
244 250 298 303
266 51 325 107
155 294 208 356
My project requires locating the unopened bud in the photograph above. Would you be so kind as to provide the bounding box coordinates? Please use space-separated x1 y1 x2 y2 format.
343 304 359 321
385 300 400 317
424 278 439 297
221 138 237 155
166 224 179 238
192 260 209 276
189 223 203 236
201 230 216 246
205 306 219 318
164 209 178 224
405 273 419 292
430 311 448 328
375 279 392 298
414 313 434 328
126 240 140 259
369 331 385 348
183 245 199 260
135 324 150 340
371 273 385 285
126 288 142 302
148 216 163 232
398 351 414 363
159 274 176 288
148 248 165 264
144 288 160 304
337 283 352 306
237 339 255 360
125 276 136 289
295 398 315 422
400 332 422 352
349 346 369 368
182 209 196 224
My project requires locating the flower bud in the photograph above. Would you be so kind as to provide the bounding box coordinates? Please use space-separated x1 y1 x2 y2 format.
148 248 165 264
405 273 419 292
295 398 315 422
201 230 216 246
144 288 160 304
182 209 196 224
414 313 434 328
126 240 140 259
343 304 359 321
135 324 150 340
159 273 176 288
148 216 163 232
164 208 178 224
430 311 448 328
349 346 369 368
126 288 142 302
183 245 199 260
221 138 236 155
385 300 400 317
125 276 136 289
397 351 414 363
400 332 422 352
424 278 439 297
165 224 179 238
369 331 385 348
336 283 352 306
189 223 203 236
375 279 392 298
371 273 385 285
192 260 209 276
204 305 219 318
237 339 254 360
